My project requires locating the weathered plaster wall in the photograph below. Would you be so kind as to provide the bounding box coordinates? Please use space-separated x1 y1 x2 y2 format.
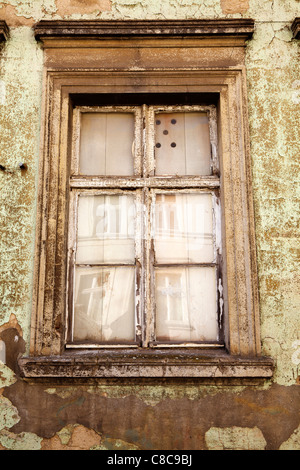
0 0 299 450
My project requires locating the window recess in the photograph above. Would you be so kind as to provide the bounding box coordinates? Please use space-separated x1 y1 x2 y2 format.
67 105 223 350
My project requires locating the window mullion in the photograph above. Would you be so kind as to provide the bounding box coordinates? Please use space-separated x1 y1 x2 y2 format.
134 189 143 345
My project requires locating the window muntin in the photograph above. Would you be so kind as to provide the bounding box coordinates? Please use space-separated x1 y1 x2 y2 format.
68 104 222 349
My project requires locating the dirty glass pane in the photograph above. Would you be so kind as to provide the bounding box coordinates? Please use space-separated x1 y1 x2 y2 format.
79 112 135 175
154 112 211 176
155 267 218 342
76 194 135 264
154 193 214 263
73 266 135 342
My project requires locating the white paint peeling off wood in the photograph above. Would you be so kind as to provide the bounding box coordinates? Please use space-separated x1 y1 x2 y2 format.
208 105 219 175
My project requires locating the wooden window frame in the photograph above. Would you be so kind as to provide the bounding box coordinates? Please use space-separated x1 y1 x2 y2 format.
19 19 274 381
68 104 222 349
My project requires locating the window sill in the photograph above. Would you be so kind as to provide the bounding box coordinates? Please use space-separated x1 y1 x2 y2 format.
18 349 274 384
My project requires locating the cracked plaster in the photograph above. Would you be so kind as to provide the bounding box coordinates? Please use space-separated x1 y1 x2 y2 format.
0 0 299 451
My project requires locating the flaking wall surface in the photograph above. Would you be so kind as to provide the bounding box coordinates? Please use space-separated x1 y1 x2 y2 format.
0 0 299 450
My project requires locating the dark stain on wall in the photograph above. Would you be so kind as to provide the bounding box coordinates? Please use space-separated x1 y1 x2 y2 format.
3 380 300 450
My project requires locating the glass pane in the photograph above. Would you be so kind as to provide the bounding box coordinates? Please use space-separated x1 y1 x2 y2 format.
73 266 135 342
79 112 135 175
154 112 211 176
154 193 214 263
155 267 218 342
76 194 135 264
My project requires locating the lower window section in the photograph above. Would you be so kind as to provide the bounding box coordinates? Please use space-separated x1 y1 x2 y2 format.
73 266 136 343
69 190 222 348
155 266 218 343
72 265 219 346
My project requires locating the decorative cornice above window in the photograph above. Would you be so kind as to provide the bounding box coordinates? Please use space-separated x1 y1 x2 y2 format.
0 21 9 42
33 19 255 42
292 18 300 39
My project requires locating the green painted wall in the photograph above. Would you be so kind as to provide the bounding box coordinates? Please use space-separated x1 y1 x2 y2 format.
0 0 299 450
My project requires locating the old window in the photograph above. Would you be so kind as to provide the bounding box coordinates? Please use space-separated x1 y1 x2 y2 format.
67 104 222 349
19 20 274 380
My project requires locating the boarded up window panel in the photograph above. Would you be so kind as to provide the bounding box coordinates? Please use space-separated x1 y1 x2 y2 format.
154 112 211 176
154 193 214 264
155 267 218 342
79 112 135 176
76 194 136 264
73 266 136 342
